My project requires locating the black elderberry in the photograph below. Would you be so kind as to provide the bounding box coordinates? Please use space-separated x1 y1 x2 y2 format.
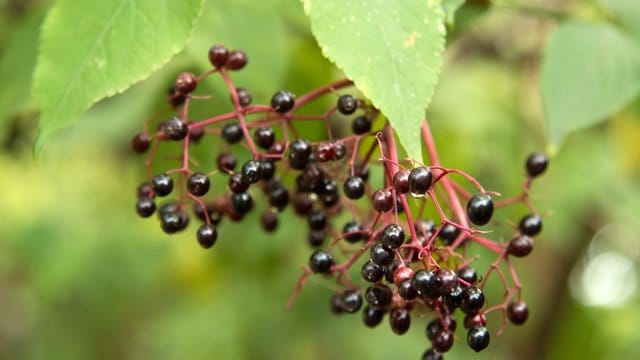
362 306 385 328
217 152 237 172
231 192 253 215
160 210 189 234
131 132 151 153
193 202 222 225
196 224 217 249
309 250 334 273
354 163 370 182
260 211 278 232
409 166 433 196
372 189 394 212
507 235 533 257
307 210 327 230
370 243 395 266
222 122 244 144
432 330 454 353
464 312 487 329
398 279 418 300
330 293 344 314
235 87 252 107
343 176 365 200
268 185 289 210
439 223 460 245
259 159 276 181
393 170 410 194
422 348 443 360
135 198 156 218
158 201 179 217
467 325 490 352
389 308 411 335
365 284 393 307
163 117 189 141
458 267 478 285
426 316 456 341
466 194 494 226
241 160 262 184
137 182 153 198
188 173 210 196
228 173 249 194
444 285 464 310
334 143 346 160
175 72 197 94
226 49 248 70
307 230 326 247
361 261 384 283
384 261 401 283
351 115 371 135
293 193 313 215
381 224 405 249
338 290 363 313
188 126 204 142
253 127 275 149
337 94 357 115
167 85 186 108
412 269 442 299
314 143 335 162
152 173 173 197
519 214 542 236
288 139 312 170
343 221 367 243
393 266 414 286
271 90 295 113
460 286 485 314
526 152 548 177
507 300 529 325
208 44 229 68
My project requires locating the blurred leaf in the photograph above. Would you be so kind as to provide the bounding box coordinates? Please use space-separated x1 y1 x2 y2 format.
0 7 45 133
600 0 640 40
443 0 466 25
32 0 204 159
302 0 446 162
541 21 640 150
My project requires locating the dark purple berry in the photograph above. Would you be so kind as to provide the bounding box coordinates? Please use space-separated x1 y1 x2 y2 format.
268 186 289 210
231 192 253 215
259 159 276 180
307 230 326 247
409 166 433 195
217 152 237 172
241 160 262 184
338 290 362 313
461 286 485 314
136 198 156 217
436 268 458 292
466 194 494 226
208 44 229 68
187 172 210 196
362 306 385 328
226 49 248 70
526 152 548 177
519 214 542 236
365 284 392 307
293 193 313 215
439 223 460 245
458 267 478 285
507 300 529 325
235 87 252 107
398 279 418 300
370 243 395 266
508 235 533 257
314 143 335 162
393 170 410 194
260 211 278 232
137 182 153 198
307 210 327 230
189 126 204 142
422 348 443 360
361 261 384 282
131 132 151 153
228 173 249 194
309 250 334 273
343 176 365 200
444 285 464 310
337 94 357 115
334 143 346 160
464 312 487 329
381 224 405 249
371 189 394 212
175 72 197 93
389 308 411 335
343 221 367 243
432 330 454 353
222 122 243 144
288 139 312 169
253 127 275 149
196 224 217 249
412 269 442 298
160 209 189 234
351 115 371 134
467 325 490 352
152 173 173 197
271 90 295 113
163 117 188 141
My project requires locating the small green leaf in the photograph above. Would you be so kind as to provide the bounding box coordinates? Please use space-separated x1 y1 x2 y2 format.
32 0 204 159
443 0 466 25
302 0 446 162
541 21 640 149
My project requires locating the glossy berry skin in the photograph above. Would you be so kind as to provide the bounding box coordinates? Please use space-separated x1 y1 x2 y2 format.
362 306 385 328
196 224 217 249
131 132 151 153
393 170 410 194
175 72 197 93
370 243 394 266
361 261 384 282
314 143 335 162
508 235 533 257
422 348 443 360
288 139 312 170
467 325 490 352
432 331 454 353
160 210 189 234
253 127 275 149
293 193 313 215
268 186 289 210
260 211 278 232
398 279 418 300
519 214 542 236
226 49 248 70
188 173 210 196
189 126 204 142
338 290 362 313
307 210 327 230
412 269 442 299
163 117 189 141
438 224 460 245
259 159 276 181
167 85 186 107
307 230 325 247
330 293 344 314
461 286 485 315
135 198 156 218
351 115 371 135
372 189 394 212
309 250 334 273
393 266 414 286
365 284 393 307
343 221 366 243
217 152 237 172
507 300 529 325
464 312 487 329
526 152 548 177
241 160 262 184
137 182 154 198
381 224 405 249
235 87 252 107
426 316 456 341
208 44 229 68
409 167 433 195
231 192 253 215
228 173 249 194
389 308 411 335
337 94 357 115
343 176 365 200
193 202 222 225
271 90 295 113
334 143 346 160
436 268 458 292
458 267 478 285
222 122 244 144
466 194 494 226
152 173 173 197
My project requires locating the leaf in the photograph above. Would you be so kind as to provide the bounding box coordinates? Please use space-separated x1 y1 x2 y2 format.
302 0 446 162
540 21 640 150
599 0 640 40
32 0 204 159
442 0 466 25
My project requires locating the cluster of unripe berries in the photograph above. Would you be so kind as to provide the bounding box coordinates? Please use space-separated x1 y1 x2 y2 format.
131 44 549 359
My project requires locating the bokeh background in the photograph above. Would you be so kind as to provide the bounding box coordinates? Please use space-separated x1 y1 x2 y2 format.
1 0 639 359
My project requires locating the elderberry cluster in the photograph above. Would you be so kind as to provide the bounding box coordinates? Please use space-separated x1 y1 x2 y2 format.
131 44 549 359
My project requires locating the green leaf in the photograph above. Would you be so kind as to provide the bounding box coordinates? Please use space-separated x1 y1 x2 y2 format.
540 21 640 150
599 0 640 40
443 0 466 25
302 0 446 162
32 0 204 159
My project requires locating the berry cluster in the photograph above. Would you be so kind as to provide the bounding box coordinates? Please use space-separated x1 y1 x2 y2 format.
131 44 549 358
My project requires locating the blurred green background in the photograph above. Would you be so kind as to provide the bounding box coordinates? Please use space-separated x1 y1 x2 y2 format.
1 0 639 359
